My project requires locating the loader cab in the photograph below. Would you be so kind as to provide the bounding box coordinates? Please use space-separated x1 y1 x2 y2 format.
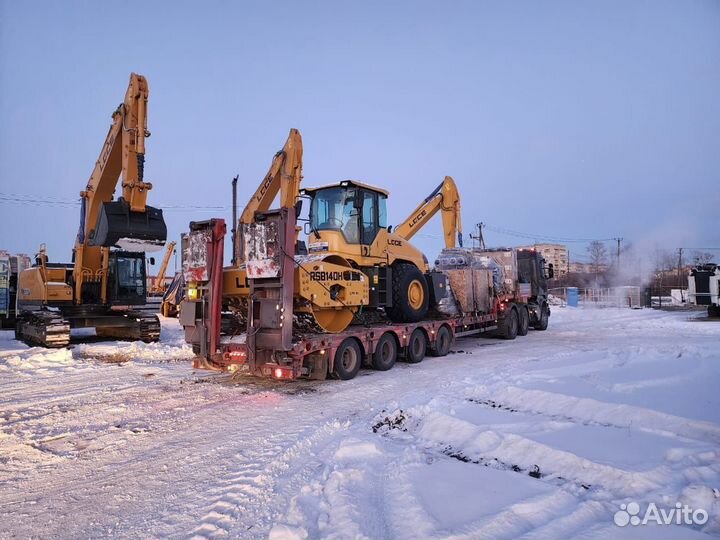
305 181 388 246
106 251 148 305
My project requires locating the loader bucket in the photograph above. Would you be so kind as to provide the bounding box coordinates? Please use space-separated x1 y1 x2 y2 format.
88 198 167 252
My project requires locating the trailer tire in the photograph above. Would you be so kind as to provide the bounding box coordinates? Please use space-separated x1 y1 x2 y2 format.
332 338 362 380
499 307 518 340
406 328 427 363
372 332 397 371
533 304 549 331
387 263 429 323
517 306 529 336
709 305 720 318
430 325 452 357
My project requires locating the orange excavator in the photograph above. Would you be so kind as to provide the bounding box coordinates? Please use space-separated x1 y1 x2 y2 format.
16 73 167 347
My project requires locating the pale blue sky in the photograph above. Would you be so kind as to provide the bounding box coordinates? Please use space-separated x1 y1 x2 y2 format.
1 1 718 272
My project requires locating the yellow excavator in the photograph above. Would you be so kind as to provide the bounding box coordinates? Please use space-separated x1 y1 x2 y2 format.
149 241 176 296
16 73 167 347
212 128 304 322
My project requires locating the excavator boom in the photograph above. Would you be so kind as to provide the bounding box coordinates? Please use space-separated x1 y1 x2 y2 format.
235 128 303 262
395 176 463 249
81 73 166 251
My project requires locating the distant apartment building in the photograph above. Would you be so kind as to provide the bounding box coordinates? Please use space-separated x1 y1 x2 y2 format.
519 243 569 276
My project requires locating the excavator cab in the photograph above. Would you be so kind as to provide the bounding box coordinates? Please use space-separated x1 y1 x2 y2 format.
106 251 148 305
306 180 388 246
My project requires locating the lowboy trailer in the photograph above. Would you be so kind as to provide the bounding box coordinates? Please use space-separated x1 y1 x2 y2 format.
181 215 551 381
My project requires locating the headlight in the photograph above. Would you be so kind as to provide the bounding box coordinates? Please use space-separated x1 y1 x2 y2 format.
187 284 198 300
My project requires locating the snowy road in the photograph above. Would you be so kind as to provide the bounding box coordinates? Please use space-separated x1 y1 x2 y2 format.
1 309 718 539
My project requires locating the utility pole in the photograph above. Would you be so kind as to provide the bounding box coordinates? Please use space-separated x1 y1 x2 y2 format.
615 237 623 273
470 222 486 250
677 247 683 291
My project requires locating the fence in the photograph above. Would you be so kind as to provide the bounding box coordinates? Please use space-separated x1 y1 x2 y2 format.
549 286 643 308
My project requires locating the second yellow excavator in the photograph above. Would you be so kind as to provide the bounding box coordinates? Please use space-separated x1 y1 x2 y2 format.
16 73 167 347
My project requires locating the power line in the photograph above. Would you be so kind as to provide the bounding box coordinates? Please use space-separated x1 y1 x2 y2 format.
484 224 616 244
0 193 232 210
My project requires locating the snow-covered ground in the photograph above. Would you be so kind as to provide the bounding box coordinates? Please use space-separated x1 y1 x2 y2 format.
0 309 718 539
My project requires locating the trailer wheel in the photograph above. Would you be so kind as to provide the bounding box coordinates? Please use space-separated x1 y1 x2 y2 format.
499 307 518 340
332 338 362 380
372 332 397 371
387 263 429 323
429 325 452 357
406 328 427 363
709 305 720 318
533 304 549 331
517 306 529 336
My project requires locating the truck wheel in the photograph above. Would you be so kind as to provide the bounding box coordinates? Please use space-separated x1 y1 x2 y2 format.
372 332 397 371
517 306 529 336
332 339 362 380
500 307 518 340
429 325 452 357
405 328 427 363
533 304 549 331
708 305 720 318
387 264 429 323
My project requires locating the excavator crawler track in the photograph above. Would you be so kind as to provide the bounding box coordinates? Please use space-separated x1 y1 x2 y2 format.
96 311 161 343
16 311 71 348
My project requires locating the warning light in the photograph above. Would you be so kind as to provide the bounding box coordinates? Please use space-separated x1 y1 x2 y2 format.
274 368 284 378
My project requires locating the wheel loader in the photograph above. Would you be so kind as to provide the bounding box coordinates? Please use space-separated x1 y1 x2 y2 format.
15 73 167 347
293 175 462 331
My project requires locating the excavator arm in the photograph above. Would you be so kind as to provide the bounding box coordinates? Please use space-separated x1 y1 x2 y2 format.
236 128 303 261
395 176 463 249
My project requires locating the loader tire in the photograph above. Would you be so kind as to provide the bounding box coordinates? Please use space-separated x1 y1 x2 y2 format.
499 307 518 340
332 338 362 380
517 306 529 336
533 304 549 331
372 332 397 371
387 263 429 323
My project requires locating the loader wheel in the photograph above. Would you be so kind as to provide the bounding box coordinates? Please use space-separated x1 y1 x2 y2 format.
372 332 397 371
533 304 549 331
332 338 362 380
387 264 429 323
429 325 452 357
405 328 427 363
517 306 529 336
499 307 518 340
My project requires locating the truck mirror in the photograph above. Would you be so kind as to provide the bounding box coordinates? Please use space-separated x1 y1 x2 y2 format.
294 199 303 217
547 263 554 279
149 257 156 266
387 225 393 233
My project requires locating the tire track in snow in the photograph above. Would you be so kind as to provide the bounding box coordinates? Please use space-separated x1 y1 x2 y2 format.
465 386 720 444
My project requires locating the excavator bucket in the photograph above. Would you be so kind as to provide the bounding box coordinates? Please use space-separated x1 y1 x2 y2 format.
89 198 167 252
